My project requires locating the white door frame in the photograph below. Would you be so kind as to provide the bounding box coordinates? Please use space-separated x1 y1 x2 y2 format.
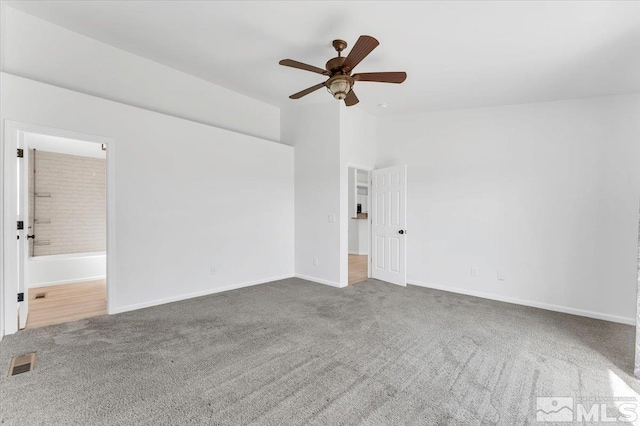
344 163 373 285
17 132 29 329
2 121 116 336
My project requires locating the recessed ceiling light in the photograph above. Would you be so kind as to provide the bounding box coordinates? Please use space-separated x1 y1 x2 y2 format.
378 103 388 108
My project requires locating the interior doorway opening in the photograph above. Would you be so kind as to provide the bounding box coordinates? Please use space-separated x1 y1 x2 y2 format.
23 134 107 329
3 122 114 336
348 167 370 285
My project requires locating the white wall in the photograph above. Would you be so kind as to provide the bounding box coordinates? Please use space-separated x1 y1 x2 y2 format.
281 103 376 287
357 220 369 256
1 74 294 330
340 106 377 169
281 102 342 286
339 106 376 284
28 253 106 288
0 6 280 142
377 94 640 324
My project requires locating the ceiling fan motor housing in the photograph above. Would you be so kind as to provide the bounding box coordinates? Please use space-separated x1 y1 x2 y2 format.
325 56 346 74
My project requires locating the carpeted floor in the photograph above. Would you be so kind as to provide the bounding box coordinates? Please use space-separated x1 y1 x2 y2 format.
0 278 637 425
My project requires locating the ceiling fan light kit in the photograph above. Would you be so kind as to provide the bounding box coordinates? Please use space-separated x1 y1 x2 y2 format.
327 75 353 100
279 35 407 107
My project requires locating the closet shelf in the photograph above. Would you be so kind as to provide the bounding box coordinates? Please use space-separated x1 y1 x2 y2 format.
351 213 368 220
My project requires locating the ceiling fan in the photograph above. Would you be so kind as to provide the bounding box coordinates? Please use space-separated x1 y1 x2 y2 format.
279 35 407 107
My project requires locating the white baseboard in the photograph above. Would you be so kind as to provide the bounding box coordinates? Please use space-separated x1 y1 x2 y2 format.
29 275 107 288
408 280 635 326
113 274 295 315
295 274 346 288
348 251 368 255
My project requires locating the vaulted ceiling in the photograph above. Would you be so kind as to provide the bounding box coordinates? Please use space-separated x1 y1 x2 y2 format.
7 1 640 115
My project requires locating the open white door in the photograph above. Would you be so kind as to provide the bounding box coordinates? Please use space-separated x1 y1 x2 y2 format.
371 165 407 286
17 135 29 329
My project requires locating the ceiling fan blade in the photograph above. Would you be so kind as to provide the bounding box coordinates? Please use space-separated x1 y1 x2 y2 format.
342 35 379 72
279 59 328 75
353 72 407 84
344 90 359 107
289 82 325 99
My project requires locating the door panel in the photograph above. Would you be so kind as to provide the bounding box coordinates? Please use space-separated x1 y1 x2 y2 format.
375 236 385 269
390 191 400 225
375 193 384 225
371 165 407 286
389 237 400 273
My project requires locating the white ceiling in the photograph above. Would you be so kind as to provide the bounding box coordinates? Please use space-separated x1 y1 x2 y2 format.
7 1 640 115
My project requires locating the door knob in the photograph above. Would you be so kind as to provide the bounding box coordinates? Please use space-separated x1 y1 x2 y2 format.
27 234 35 240
398 230 405 235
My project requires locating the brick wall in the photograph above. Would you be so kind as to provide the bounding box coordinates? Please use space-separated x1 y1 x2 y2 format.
29 150 106 256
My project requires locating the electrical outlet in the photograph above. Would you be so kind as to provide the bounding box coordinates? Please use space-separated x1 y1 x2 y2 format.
210 266 216 275
497 270 505 281
313 257 319 266
470 267 478 277
328 214 336 223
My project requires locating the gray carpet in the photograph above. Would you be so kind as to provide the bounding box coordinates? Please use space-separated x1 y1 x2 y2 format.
0 278 637 425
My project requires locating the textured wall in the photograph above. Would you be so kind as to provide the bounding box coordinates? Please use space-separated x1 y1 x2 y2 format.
29 150 106 256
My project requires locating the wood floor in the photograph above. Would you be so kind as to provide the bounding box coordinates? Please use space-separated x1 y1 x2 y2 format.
348 254 368 285
25 280 106 329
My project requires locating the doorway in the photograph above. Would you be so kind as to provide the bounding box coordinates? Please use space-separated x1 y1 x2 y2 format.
348 167 370 285
2 122 115 335
343 164 407 287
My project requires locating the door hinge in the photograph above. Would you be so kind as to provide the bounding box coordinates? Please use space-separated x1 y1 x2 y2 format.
17 293 24 302
17 148 23 158
17 221 24 230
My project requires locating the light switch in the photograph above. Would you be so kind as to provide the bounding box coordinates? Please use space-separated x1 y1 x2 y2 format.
328 213 336 223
